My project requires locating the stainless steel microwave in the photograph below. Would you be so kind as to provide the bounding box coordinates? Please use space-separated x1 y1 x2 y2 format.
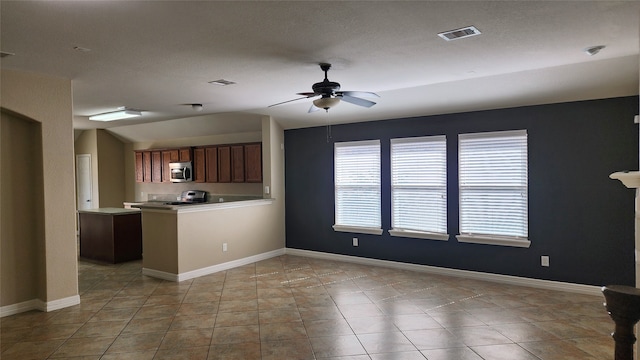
169 162 193 182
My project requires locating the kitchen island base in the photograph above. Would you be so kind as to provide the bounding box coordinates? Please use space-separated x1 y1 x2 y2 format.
78 208 143 264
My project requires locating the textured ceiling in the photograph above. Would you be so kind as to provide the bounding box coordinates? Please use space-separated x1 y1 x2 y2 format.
1 1 639 142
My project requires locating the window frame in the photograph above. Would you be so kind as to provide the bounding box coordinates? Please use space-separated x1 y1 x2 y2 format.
332 139 383 235
456 130 530 248
388 135 449 241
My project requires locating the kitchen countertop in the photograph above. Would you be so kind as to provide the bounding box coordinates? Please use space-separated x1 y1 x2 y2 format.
133 198 273 212
78 207 141 215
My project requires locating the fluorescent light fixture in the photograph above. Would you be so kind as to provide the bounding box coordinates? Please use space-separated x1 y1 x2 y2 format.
89 109 142 121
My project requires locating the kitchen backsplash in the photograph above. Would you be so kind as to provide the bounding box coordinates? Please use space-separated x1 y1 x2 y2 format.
146 193 262 203
135 181 263 202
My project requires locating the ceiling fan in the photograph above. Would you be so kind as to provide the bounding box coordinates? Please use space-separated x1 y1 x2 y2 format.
269 63 379 113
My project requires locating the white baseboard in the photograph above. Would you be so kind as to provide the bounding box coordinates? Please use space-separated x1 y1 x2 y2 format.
142 248 286 282
0 299 40 318
44 295 80 312
285 248 603 296
1 295 80 318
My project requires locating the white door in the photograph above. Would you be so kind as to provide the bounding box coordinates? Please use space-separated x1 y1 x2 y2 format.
76 154 93 210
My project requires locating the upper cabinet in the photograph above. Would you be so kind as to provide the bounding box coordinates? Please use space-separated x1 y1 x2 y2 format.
231 145 245 182
161 149 179 183
244 143 262 183
217 146 231 183
193 148 206 183
152 151 163 183
135 143 261 184
205 147 218 183
135 152 144 182
142 151 152 183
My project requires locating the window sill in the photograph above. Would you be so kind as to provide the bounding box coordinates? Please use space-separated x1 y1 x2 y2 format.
389 229 449 241
333 225 383 235
456 234 531 248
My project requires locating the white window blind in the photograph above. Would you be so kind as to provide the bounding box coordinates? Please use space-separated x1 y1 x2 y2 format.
458 130 528 239
334 140 381 232
390 136 447 236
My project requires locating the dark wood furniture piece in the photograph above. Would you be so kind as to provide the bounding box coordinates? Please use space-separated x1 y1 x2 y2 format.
78 208 142 263
602 285 640 360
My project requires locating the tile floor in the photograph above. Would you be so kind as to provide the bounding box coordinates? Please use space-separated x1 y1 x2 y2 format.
1 255 615 359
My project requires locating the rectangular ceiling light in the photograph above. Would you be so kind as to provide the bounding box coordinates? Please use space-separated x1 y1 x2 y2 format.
89 109 142 121
438 26 481 41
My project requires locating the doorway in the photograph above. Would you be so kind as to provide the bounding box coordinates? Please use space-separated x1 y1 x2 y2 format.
76 154 93 210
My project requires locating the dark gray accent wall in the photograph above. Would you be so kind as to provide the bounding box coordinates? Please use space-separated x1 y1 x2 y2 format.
284 96 639 286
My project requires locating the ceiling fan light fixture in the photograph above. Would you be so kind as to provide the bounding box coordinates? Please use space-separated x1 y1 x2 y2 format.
313 97 340 110
89 108 142 121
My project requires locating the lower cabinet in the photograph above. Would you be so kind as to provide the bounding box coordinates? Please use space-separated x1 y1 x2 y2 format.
78 209 142 264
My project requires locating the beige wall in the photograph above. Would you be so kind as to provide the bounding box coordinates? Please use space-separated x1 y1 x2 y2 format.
97 130 126 207
1 69 78 308
1 111 45 306
177 201 282 273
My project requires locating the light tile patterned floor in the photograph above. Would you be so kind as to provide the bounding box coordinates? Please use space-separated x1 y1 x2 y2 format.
1 255 615 359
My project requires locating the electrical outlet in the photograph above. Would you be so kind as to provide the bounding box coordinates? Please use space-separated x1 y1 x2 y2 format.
541 255 549 267
353 238 358 247
223 243 228 252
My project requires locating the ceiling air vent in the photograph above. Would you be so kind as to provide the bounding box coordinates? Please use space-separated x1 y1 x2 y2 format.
208 79 236 86
0 51 15 58
438 26 481 41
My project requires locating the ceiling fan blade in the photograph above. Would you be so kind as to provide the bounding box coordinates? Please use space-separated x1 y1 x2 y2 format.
340 91 379 98
268 95 315 108
296 92 317 97
338 94 377 108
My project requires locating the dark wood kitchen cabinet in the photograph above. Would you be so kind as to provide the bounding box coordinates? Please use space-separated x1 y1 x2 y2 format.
143 151 152 183
135 143 261 183
231 145 245 182
217 146 231 182
244 143 262 183
205 146 218 182
78 208 142 263
135 151 144 182
161 149 179 182
179 147 192 162
152 151 162 183
193 147 206 183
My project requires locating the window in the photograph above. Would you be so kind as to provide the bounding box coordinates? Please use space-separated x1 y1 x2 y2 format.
389 136 448 240
457 130 530 248
333 140 382 235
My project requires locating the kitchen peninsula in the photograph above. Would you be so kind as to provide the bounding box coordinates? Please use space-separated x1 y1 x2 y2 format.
135 197 279 281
